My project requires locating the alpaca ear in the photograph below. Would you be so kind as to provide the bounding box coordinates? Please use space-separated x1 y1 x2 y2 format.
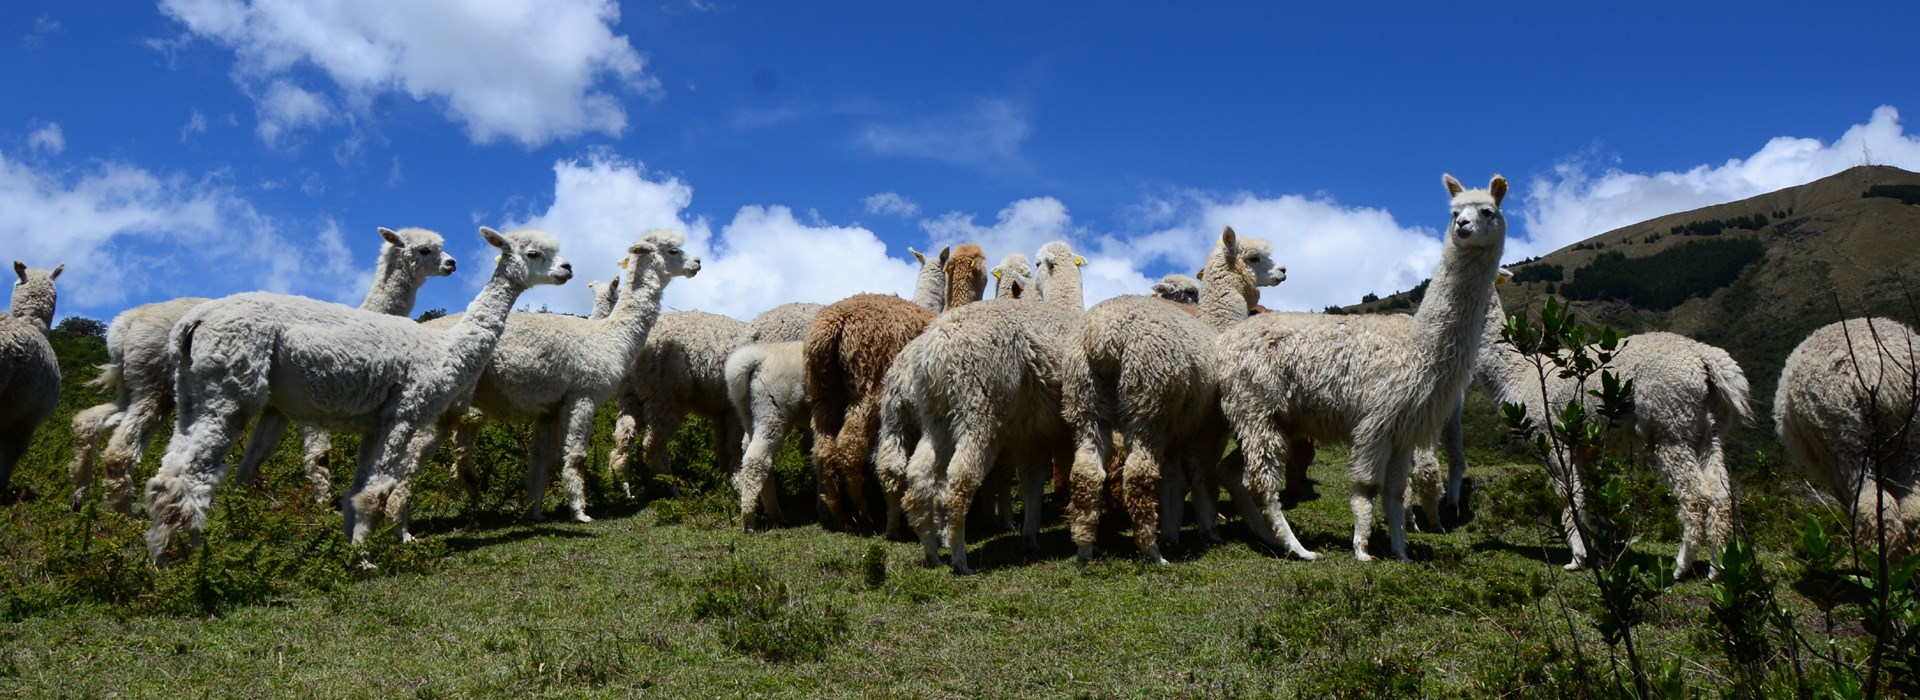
1489 175 1508 206
939 246 951 265
609 277 620 291
12 261 25 284
910 247 926 264
1194 269 1206 281
1220 226 1239 251
1496 267 1513 286
974 258 984 271
49 263 64 280
629 241 654 256
379 227 403 246
479 226 509 249
1443 174 1465 198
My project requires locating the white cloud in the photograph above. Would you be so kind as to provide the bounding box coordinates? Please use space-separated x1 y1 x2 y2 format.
860 99 1031 172
22 15 60 49
255 79 332 146
0 149 364 315
863 191 919 218
665 206 919 320
503 154 921 320
181 110 209 141
158 0 656 147
1518 105 1920 257
27 123 63 155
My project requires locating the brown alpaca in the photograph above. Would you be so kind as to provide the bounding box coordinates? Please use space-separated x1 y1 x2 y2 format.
803 243 986 530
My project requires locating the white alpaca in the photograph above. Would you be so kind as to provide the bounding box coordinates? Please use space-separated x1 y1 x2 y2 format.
433 229 699 522
724 341 806 528
588 277 622 320
1472 295 1752 574
72 227 455 510
1 262 63 495
143 227 569 561
747 302 825 344
910 247 951 312
608 310 750 496
992 253 1033 300
1061 228 1284 564
1151 274 1201 305
1776 317 1920 559
888 241 1087 573
1215 174 1508 562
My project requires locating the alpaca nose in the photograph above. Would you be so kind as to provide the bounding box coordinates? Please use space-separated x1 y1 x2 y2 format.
444 259 457 272
560 262 573 272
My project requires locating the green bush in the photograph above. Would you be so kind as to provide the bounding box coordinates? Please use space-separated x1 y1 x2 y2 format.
1560 238 1764 311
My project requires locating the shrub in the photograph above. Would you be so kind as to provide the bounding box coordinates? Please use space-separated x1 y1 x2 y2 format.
691 559 848 662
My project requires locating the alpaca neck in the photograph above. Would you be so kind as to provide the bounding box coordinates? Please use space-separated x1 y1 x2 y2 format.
360 251 422 316
1407 236 1506 408
1468 296 1533 407
914 265 946 312
946 271 985 311
10 293 52 334
1196 254 1256 333
437 271 529 380
598 269 672 367
1044 272 1084 313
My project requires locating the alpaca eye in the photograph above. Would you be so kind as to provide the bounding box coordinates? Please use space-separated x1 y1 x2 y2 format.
1247 255 1262 263
527 251 543 259
415 247 432 255
1480 208 1493 217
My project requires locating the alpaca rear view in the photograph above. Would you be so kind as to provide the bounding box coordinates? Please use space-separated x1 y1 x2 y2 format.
0 262 64 496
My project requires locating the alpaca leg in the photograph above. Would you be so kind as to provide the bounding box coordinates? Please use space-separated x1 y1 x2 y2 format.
1549 455 1591 571
1067 428 1114 563
448 413 484 506
1120 436 1167 564
301 427 333 505
102 392 169 514
734 423 775 532
943 432 997 575
233 407 292 485
1653 440 1709 577
1160 456 1189 547
559 397 599 523
1442 403 1468 513
1019 445 1058 552
1345 436 1395 562
65 405 118 509
1283 438 1316 501
352 423 427 545
1187 445 1227 544
1699 431 1735 580
523 416 562 522
641 407 685 498
1380 447 1414 561
143 400 252 564
607 394 642 498
1234 426 1319 561
756 418 791 526
340 434 382 544
903 425 953 567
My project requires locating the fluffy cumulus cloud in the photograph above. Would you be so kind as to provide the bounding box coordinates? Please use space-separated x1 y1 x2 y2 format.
504 154 917 320
1518 105 1920 257
0 147 363 315
158 0 655 147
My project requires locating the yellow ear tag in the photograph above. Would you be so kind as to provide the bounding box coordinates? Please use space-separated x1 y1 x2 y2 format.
619 257 630 270
992 268 1002 279
1074 256 1086 266
494 254 501 263
587 280 598 288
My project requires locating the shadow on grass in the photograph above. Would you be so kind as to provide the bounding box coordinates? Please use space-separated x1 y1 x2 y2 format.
440 526 597 555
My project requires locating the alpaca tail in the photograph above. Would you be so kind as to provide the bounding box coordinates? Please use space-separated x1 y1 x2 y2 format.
724 344 767 430
802 311 851 441
85 361 123 394
1700 347 1754 426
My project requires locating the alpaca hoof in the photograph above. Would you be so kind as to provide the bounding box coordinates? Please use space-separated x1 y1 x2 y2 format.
1076 546 1095 565
68 489 87 512
952 563 975 576
1353 550 1373 563
527 510 548 524
1296 550 1322 562
620 482 633 499
572 511 593 524
354 558 378 571
1564 560 1585 572
922 554 943 569
1023 536 1041 553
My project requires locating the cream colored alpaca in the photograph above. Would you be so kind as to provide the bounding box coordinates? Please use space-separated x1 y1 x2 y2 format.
1214 174 1508 562
1 262 63 495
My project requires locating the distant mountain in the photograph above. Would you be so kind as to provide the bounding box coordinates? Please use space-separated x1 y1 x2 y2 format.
1348 165 1920 456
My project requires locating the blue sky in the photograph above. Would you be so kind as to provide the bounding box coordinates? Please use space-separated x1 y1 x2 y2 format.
5 1 1919 321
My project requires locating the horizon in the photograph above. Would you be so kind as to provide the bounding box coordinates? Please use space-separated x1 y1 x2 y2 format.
5 2 1920 323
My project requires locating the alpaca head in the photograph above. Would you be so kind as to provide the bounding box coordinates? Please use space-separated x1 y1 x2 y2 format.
992 253 1033 299
377 226 458 279
1442 174 1508 249
1210 226 1286 288
944 243 989 308
11 260 63 331
1152 274 1200 304
482 226 572 288
588 276 622 319
623 229 701 283
1034 241 1085 304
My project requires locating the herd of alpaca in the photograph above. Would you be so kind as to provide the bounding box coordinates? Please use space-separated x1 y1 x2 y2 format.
3 171 1917 577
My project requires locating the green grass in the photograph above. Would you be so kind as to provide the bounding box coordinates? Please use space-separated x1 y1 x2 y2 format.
0 330 1885 697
